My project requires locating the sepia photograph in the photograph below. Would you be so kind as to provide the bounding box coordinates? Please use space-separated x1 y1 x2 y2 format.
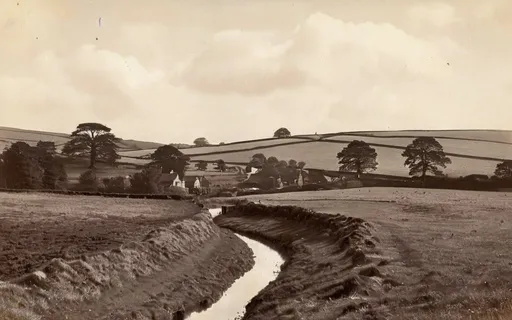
0 0 511 319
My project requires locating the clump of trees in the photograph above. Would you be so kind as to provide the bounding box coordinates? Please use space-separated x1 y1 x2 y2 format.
215 159 227 172
195 160 208 171
0 141 67 190
494 160 512 180
193 137 210 147
274 127 291 138
148 145 190 177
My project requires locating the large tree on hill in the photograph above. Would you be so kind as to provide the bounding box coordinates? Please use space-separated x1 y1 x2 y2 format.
61 123 121 169
298 161 306 169
274 127 291 138
193 137 210 147
149 145 190 176
494 160 512 180
337 140 378 179
402 137 451 184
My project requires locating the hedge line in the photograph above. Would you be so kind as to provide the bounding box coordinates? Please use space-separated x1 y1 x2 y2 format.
0 188 192 200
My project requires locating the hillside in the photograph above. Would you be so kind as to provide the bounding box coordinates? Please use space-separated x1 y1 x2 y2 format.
2 126 512 179
119 130 512 178
0 126 165 152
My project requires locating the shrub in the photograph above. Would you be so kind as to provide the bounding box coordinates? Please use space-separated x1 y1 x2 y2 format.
78 169 98 191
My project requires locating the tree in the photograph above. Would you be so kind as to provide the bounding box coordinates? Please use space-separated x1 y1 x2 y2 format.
149 145 190 177
298 161 306 169
130 167 161 194
288 159 298 169
195 161 208 171
337 140 378 179
402 137 452 184
274 127 291 138
61 123 121 169
78 169 98 191
267 156 279 167
215 159 227 172
248 153 267 169
277 160 288 169
193 137 210 147
494 160 512 180
219 142 225 145
36 141 57 156
35 141 66 189
2 142 43 189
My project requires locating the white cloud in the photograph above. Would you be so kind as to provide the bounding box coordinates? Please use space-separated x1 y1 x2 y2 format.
0 3 510 144
408 3 461 27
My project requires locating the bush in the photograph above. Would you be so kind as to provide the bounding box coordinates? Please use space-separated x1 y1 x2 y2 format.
77 170 98 191
103 176 126 193
129 167 161 194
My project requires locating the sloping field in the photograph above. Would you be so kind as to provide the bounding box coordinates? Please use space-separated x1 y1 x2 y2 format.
0 126 164 152
352 129 512 144
186 141 503 177
322 135 512 160
2 126 511 178
117 137 309 158
218 188 512 319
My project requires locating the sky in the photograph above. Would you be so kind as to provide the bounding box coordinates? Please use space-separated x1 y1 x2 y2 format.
0 0 511 144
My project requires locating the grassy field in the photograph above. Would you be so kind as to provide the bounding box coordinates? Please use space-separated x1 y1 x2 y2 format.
234 188 512 319
2 126 512 181
115 129 512 178
0 126 164 152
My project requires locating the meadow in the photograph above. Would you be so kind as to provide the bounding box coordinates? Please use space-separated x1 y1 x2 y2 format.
1 126 512 187
115 130 512 178
227 188 512 319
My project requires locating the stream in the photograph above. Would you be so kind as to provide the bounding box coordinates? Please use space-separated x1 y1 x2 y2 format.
187 208 284 320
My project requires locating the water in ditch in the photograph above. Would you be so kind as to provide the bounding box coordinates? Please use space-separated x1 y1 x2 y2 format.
187 208 284 320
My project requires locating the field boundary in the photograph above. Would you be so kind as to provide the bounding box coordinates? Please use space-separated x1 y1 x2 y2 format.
0 188 193 200
119 139 510 163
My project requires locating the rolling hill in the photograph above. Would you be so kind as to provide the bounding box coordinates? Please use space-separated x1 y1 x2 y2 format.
0 126 165 152
1 126 512 179
118 130 512 178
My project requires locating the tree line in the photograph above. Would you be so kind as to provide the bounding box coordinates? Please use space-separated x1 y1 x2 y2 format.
1 122 510 193
336 137 512 183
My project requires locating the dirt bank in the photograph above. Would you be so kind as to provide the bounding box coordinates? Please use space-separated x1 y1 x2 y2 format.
0 193 255 320
214 202 400 320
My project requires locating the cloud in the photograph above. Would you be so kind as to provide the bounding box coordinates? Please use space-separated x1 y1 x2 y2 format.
1 3 510 144
408 3 461 27
177 12 457 97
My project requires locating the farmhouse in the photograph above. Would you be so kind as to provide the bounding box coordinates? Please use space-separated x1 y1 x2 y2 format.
159 171 185 191
184 176 211 191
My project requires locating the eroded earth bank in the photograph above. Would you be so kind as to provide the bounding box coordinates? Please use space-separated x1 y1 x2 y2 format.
0 194 254 320
214 202 397 320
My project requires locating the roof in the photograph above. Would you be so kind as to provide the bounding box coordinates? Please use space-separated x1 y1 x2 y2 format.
159 172 179 184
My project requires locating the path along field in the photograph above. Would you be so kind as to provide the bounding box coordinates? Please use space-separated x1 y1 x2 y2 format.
210 188 512 319
0 192 254 320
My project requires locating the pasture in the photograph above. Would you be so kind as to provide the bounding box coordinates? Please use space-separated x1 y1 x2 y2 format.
114 130 512 179
234 188 512 319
